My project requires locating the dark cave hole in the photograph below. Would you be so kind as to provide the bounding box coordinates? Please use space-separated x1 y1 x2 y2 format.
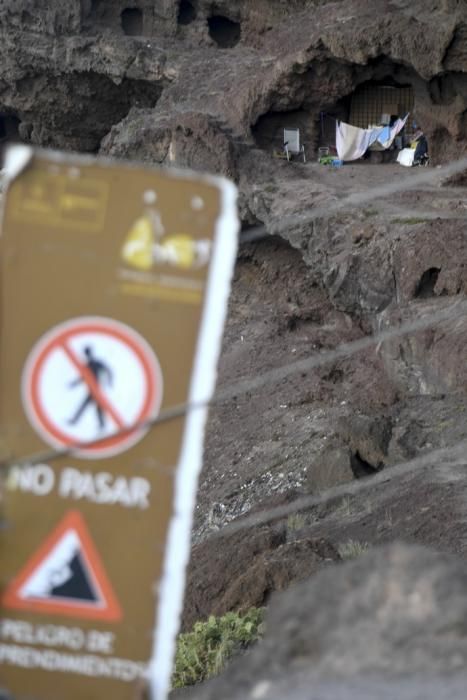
0 114 21 167
350 451 383 479
252 109 312 152
208 15 241 48
414 267 441 298
121 8 143 36
178 0 197 25
0 114 20 142
38 72 162 153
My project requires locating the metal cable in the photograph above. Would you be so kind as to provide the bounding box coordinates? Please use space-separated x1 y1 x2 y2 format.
6 295 467 469
211 438 467 539
3 153 467 549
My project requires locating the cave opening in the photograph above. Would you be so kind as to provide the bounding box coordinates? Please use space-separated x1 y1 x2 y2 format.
0 117 7 142
0 114 21 167
121 8 143 36
0 114 20 142
208 15 241 48
252 57 418 161
30 73 162 153
178 0 197 26
350 451 383 479
414 267 441 298
252 109 312 154
253 56 460 163
320 78 415 157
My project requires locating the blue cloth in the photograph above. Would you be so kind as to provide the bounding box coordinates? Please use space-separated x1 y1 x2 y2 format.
377 126 391 145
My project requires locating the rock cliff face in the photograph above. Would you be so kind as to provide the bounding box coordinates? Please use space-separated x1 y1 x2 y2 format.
1 2 467 691
1 0 467 166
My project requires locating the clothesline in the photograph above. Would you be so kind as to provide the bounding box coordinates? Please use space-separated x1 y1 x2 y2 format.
335 114 409 162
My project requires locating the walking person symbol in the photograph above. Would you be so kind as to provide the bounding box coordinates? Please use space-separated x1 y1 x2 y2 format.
23 317 163 457
67 346 113 431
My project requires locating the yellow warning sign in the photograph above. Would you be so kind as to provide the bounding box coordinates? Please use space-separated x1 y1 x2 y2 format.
0 146 238 700
2 510 122 621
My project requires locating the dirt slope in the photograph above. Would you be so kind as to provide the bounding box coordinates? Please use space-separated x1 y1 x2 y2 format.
1 2 467 696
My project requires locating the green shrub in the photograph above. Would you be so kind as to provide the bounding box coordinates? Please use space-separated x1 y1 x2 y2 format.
172 608 265 688
287 512 307 531
338 539 369 560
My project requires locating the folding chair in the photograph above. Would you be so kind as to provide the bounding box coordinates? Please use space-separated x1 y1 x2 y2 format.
283 128 306 163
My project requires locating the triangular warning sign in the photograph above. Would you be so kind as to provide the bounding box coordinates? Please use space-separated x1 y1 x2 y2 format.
2 511 122 621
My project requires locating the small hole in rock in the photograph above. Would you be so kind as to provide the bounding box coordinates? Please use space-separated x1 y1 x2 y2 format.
414 267 441 298
208 15 241 48
0 114 21 166
350 452 382 479
178 0 197 25
121 8 143 36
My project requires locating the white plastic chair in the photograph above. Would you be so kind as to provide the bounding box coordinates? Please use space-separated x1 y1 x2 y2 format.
283 128 306 163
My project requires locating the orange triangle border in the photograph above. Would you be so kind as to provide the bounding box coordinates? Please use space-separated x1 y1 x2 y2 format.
2 510 122 622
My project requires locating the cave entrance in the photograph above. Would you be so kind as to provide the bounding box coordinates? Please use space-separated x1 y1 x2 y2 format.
252 109 312 154
208 15 241 48
121 8 143 36
319 79 415 160
0 114 20 143
414 267 441 298
0 114 21 167
178 0 197 25
349 80 414 131
253 59 418 162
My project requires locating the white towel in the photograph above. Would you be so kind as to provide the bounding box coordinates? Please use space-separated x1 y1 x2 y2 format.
336 121 383 161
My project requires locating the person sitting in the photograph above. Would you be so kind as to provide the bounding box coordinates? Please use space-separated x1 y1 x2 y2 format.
412 129 428 165
397 125 429 167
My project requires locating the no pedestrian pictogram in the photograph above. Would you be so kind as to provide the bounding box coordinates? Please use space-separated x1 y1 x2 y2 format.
2 511 122 621
22 317 163 458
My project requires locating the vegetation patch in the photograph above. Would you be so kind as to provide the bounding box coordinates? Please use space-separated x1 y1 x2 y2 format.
391 217 429 225
334 496 353 518
287 512 308 531
173 608 265 688
362 207 378 218
338 539 369 560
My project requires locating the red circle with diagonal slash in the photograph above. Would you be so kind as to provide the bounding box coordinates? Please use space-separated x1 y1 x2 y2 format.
22 317 163 459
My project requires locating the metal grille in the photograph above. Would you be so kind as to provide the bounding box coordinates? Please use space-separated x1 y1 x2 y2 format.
349 85 414 131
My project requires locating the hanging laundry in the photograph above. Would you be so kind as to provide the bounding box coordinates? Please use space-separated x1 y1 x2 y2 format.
336 121 383 161
377 126 391 146
377 114 409 149
336 114 409 161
